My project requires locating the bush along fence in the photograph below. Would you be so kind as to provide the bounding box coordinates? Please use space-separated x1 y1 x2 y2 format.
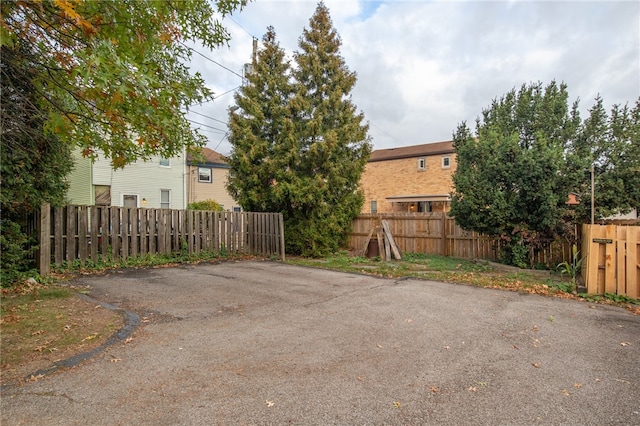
349 213 572 268
37 203 285 275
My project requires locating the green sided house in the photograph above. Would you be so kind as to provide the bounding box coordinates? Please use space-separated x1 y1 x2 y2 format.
66 149 187 209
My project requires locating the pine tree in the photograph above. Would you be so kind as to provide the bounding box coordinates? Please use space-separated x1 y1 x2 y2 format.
227 3 371 257
288 1 371 256
227 26 296 212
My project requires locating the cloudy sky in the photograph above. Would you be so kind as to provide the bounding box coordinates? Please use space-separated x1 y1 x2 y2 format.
187 0 639 155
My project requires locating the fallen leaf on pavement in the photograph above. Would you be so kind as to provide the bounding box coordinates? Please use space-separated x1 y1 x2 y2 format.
266 400 274 407
620 342 630 347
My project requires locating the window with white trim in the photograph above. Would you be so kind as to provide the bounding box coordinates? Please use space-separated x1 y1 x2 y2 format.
417 158 426 171
198 167 212 183
159 157 170 167
442 156 451 168
160 189 170 209
371 200 378 214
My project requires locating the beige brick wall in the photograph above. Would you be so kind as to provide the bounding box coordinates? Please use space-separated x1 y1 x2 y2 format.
360 154 456 213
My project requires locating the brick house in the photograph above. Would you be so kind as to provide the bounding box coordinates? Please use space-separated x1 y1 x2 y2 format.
360 141 456 214
186 147 240 211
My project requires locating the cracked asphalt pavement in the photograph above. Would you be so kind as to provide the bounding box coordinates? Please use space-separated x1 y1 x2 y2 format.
2 260 639 425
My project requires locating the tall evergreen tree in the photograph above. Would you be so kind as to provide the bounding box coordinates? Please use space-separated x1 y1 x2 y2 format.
227 26 296 212
228 3 371 257
288 1 371 256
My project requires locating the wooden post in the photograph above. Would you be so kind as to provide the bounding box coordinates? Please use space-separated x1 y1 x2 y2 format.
39 203 51 276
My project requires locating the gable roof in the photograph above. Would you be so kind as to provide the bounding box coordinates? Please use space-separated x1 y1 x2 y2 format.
187 147 227 166
369 140 454 162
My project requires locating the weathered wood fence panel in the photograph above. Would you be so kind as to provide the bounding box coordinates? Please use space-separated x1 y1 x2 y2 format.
582 224 639 298
38 204 285 276
349 213 572 267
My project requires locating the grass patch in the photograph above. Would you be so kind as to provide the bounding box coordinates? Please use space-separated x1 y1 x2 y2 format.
286 251 640 309
1 283 122 386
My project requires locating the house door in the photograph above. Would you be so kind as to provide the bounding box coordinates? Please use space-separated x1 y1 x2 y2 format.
123 194 138 208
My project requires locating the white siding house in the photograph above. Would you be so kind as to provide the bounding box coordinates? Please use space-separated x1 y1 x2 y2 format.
66 148 187 209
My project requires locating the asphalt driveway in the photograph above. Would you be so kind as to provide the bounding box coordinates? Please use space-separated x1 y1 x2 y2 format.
2 261 639 425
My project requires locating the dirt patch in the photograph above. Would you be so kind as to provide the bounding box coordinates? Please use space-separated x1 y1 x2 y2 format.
1 290 123 388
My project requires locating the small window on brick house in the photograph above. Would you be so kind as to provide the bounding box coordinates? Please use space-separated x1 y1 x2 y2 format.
442 156 451 168
371 200 378 214
418 158 426 171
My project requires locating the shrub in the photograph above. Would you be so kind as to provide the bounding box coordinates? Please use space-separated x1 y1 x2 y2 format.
187 199 224 211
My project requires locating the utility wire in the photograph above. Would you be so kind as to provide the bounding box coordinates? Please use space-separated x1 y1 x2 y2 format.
369 122 406 146
180 41 244 79
189 110 228 125
187 118 227 133
228 16 257 39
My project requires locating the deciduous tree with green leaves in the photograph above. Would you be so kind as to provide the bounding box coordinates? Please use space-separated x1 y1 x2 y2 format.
1 0 245 167
227 3 371 256
451 81 638 267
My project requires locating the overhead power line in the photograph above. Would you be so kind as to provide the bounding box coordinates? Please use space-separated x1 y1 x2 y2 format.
189 110 228 125
180 41 244 79
187 118 227 133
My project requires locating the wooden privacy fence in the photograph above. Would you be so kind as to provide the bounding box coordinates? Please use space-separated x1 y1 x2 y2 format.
349 213 572 266
581 224 639 298
38 204 285 276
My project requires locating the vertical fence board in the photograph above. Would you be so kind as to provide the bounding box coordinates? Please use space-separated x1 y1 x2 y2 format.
604 225 617 294
121 207 130 261
54 207 64 264
78 206 88 265
90 206 99 263
39 204 51 276
625 228 639 298
131 208 139 258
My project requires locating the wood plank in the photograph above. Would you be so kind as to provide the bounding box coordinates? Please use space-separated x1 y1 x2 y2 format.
78 205 88 264
100 207 108 260
624 227 638 298
66 205 77 263
377 230 385 261
604 225 617 294
121 207 130 261
54 206 64 265
140 208 148 256
131 208 138 258
149 209 157 255
164 210 172 254
382 220 402 260
110 207 120 261
39 203 51 276
90 206 99 263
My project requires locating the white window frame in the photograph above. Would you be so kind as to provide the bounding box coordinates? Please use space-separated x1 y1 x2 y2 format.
442 156 451 169
198 167 212 183
159 157 170 167
370 200 378 214
160 189 171 209
417 157 426 171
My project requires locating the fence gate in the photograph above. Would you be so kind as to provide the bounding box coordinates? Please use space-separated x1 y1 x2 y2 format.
581 224 639 298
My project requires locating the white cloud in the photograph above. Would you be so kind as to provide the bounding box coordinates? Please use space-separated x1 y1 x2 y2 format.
187 0 640 155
